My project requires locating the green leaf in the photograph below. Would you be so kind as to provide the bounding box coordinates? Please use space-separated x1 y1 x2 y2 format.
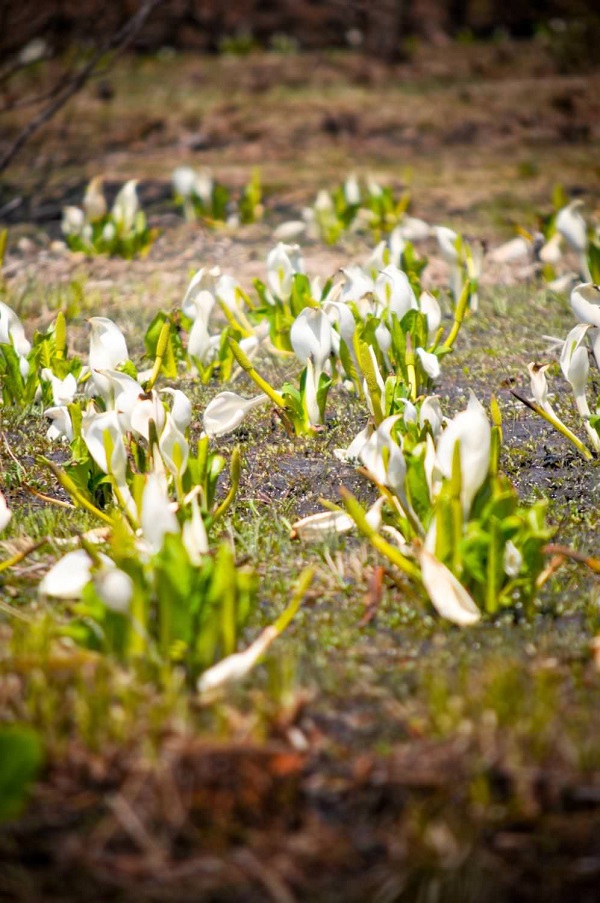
0 726 43 823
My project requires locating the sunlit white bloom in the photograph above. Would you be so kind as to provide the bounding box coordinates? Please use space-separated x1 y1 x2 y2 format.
112 180 139 234
203 391 268 437
161 387 192 433
94 567 134 614
374 266 417 319
363 242 389 279
503 541 523 578
560 323 591 400
93 368 144 425
181 267 220 321
272 220 307 242
158 413 189 478
130 391 166 442
333 423 373 463
193 167 214 206
344 174 361 206
216 273 243 311
0 301 31 359
197 625 278 694
140 473 179 554
556 199 590 281
290 308 334 373
570 283 600 328
88 318 129 395
291 497 383 541
102 222 116 243
434 226 462 299
188 315 216 364
340 266 374 308
419 396 443 438
45 405 74 442
172 165 198 198
82 409 128 484
61 205 85 236
266 243 303 301
359 415 407 503
488 236 531 264
397 215 431 243
39 549 112 600
388 226 406 267
323 300 356 351
539 232 563 265
419 291 441 342
0 491 11 532
435 393 491 514
418 547 481 626
527 362 553 415
416 347 440 380
83 177 107 222
182 496 208 565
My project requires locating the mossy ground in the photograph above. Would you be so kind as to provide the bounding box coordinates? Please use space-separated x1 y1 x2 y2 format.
1 41 600 901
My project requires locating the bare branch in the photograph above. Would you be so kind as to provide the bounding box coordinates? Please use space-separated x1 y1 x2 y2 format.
0 0 165 175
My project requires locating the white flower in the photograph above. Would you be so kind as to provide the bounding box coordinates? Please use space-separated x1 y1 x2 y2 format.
61 206 85 236
0 491 11 532
344 174 361 205
83 177 107 222
182 497 208 565
181 267 220 321
172 166 198 198
94 567 134 614
161 388 192 433
503 541 523 578
266 243 303 301
570 283 600 328
527 362 553 415
419 291 442 342
112 180 139 234
416 347 441 380
44 406 74 442
39 549 111 600
82 409 128 483
158 413 189 478
0 301 31 358
197 625 279 694
435 393 491 515
374 266 417 319
140 474 179 554
419 396 443 438
418 548 481 626
88 317 129 378
41 369 78 407
290 308 334 373
203 391 268 437
359 415 407 502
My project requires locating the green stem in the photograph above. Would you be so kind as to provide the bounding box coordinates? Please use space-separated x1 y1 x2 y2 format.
229 338 287 409
443 279 471 350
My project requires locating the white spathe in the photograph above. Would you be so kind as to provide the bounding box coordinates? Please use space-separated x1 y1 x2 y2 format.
112 180 139 234
418 548 481 626
140 473 179 554
39 549 112 600
0 491 11 532
435 393 491 515
203 391 268 437
570 283 600 328
290 308 334 373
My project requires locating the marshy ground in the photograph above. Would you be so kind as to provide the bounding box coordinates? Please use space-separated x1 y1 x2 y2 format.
1 39 600 901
